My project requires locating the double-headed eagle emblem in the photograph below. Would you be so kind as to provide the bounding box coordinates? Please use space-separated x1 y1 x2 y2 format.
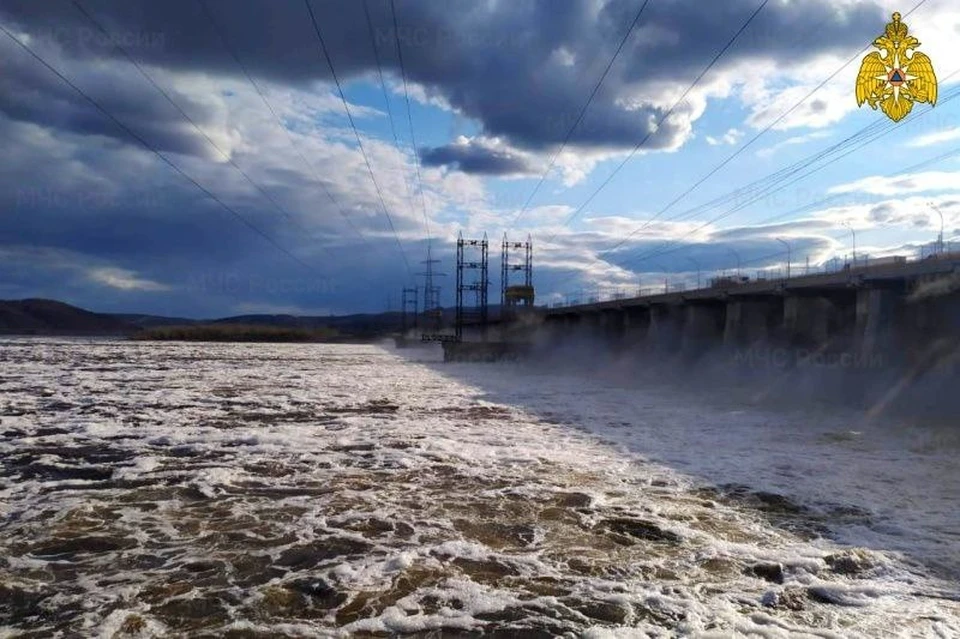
855 12 937 122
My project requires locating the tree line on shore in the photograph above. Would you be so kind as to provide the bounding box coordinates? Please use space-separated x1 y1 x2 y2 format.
130 324 339 342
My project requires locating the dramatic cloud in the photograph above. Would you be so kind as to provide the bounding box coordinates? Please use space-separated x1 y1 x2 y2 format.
2 0 958 315
420 136 539 176
0 0 892 163
533 190 960 304
812 194 959 234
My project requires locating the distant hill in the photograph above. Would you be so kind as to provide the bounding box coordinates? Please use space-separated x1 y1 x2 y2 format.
130 323 339 343
211 313 329 329
0 298 499 338
112 313 199 329
212 312 405 336
208 308 500 336
0 299 409 338
0 299 135 335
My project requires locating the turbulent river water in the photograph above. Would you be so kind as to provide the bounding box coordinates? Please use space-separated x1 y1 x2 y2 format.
0 339 957 637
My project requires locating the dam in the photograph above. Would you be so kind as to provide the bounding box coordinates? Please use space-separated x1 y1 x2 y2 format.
536 253 960 373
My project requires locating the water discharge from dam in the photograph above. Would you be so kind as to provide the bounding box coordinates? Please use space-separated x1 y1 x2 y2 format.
0 339 957 636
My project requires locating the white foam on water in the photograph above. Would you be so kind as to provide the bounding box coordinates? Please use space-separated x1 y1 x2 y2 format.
0 338 957 636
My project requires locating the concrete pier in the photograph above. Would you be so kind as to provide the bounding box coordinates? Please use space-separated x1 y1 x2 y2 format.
680 303 725 358
782 295 831 347
623 307 651 349
599 308 626 345
854 287 902 361
535 255 960 376
723 298 780 348
647 304 683 353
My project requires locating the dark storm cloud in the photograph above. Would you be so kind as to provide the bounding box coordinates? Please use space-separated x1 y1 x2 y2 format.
0 129 431 318
0 100 418 316
0 31 218 158
420 140 536 176
0 0 889 161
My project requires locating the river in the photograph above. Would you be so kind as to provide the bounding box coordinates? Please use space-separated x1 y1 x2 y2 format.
0 339 957 637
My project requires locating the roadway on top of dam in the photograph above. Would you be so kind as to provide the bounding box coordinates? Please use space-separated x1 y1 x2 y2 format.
546 253 960 315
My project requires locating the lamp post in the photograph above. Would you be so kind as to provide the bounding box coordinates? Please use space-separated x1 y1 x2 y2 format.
929 202 945 255
728 248 742 277
842 221 857 266
654 263 669 293
687 257 701 289
776 238 791 280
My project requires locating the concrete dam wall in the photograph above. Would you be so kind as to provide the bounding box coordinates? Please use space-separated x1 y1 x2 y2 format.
533 257 960 416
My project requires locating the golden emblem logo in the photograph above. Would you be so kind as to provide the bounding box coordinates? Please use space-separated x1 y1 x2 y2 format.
855 12 937 122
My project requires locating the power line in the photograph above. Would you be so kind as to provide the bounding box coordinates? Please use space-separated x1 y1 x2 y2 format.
508 0 653 230
545 0 771 241
389 0 432 246
303 0 413 277
559 129 960 299
539 8 841 250
544 0 937 294
590 95 947 274
620 120 887 246
597 116 889 263
545 80 960 298
72 0 322 247
619 125 905 266
0 22 319 273
585 0 930 254
617 82 960 269
746 142 960 245
196 0 371 247
723 148 960 273
362 0 422 241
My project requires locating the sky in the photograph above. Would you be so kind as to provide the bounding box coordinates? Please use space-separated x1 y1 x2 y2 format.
1 0 959 318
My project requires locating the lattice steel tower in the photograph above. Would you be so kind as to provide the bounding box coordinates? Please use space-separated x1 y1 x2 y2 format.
417 244 445 332
400 286 418 333
455 232 489 341
500 234 534 320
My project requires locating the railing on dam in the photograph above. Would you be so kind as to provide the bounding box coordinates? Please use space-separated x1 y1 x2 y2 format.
548 244 960 311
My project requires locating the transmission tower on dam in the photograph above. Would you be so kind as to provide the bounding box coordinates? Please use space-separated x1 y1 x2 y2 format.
500 234 534 322
455 232 489 341
400 286 418 333
417 244 445 333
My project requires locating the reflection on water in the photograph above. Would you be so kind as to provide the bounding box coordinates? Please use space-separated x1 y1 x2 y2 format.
0 339 957 636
